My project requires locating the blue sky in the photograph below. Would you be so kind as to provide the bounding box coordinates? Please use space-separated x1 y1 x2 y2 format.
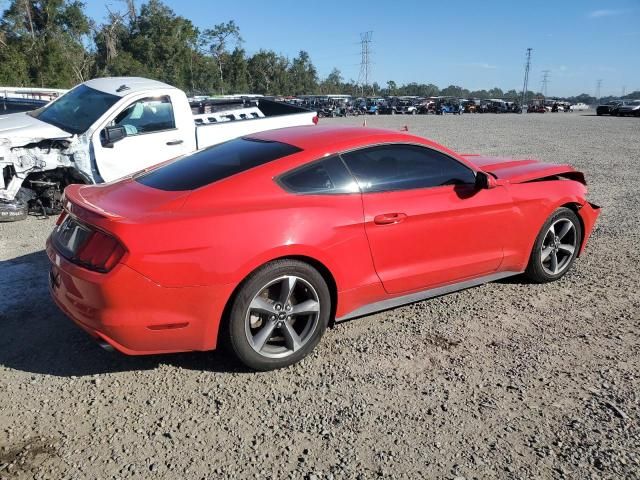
81 0 640 96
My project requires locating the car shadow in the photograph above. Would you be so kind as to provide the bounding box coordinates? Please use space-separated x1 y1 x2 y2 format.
0 250 249 377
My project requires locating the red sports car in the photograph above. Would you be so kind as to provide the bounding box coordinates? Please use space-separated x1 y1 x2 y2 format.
47 126 600 370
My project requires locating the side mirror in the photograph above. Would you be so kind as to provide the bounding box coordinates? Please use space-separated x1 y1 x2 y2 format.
101 126 127 148
475 171 497 189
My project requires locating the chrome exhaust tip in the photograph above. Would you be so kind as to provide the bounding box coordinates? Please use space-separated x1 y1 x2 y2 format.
97 340 115 352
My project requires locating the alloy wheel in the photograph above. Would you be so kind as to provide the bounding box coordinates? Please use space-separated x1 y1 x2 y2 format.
244 275 320 358
540 218 578 275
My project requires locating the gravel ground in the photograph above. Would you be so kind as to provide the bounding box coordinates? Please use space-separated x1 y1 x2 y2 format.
0 112 638 480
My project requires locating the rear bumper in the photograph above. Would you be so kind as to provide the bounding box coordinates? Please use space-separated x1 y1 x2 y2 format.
47 240 225 355
578 202 601 255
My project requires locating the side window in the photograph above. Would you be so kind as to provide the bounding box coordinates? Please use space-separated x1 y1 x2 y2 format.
279 156 359 194
341 144 476 192
112 96 175 135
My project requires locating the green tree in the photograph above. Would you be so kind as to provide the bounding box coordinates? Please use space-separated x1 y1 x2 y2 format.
226 47 249 93
320 68 343 94
94 0 201 91
288 50 317 95
386 80 397 95
0 0 92 87
247 50 290 95
200 20 242 94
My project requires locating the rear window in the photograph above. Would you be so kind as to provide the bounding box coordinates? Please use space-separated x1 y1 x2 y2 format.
136 138 301 191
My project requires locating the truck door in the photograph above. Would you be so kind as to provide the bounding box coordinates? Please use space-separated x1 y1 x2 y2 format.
91 94 193 183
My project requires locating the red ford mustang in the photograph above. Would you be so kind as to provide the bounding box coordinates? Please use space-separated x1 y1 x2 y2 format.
47 125 600 370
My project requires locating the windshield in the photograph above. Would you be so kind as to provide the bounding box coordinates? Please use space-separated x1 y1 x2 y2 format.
29 85 120 134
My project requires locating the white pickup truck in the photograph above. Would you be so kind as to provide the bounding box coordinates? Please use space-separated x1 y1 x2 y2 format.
0 77 318 221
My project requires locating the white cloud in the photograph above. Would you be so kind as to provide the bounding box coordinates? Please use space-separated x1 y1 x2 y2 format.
589 9 627 18
457 62 497 70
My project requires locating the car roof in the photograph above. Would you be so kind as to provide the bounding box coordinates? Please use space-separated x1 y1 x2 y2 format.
247 125 423 152
83 77 177 97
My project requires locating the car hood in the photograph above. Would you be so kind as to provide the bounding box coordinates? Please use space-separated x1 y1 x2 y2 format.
0 111 71 146
462 155 585 184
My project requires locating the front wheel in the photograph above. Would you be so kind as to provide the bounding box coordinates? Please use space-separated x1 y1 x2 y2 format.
223 259 331 370
524 207 582 283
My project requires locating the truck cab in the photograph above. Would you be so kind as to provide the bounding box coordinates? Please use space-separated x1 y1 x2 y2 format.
0 77 317 221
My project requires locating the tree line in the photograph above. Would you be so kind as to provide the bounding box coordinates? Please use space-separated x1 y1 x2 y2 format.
0 0 636 103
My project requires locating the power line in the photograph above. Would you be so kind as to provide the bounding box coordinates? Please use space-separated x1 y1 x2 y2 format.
521 48 532 113
357 31 373 96
541 70 551 97
596 79 602 101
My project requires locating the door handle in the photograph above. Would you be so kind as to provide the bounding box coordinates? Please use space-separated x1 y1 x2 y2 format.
166 139 184 146
373 213 407 225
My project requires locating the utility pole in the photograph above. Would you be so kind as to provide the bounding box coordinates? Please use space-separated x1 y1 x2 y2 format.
357 31 373 97
622 85 626 98
521 48 532 113
541 70 551 98
596 79 602 102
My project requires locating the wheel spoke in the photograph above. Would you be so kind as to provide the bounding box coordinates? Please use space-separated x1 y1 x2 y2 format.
557 221 573 240
291 299 319 315
548 223 556 236
250 296 275 316
550 251 559 274
541 246 553 261
245 274 321 358
282 321 302 352
252 320 277 352
279 276 297 305
558 243 575 255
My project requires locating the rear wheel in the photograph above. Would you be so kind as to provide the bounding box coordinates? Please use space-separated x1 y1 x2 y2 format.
223 260 331 370
524 207 582 283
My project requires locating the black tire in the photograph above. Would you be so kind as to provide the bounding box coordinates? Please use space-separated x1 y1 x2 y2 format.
222 259 331 371
524 207 582 283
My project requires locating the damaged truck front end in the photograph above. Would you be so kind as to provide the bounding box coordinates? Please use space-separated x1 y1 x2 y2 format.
0 136 92 221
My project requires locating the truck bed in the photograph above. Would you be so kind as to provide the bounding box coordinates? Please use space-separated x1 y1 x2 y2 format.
194 99 317 149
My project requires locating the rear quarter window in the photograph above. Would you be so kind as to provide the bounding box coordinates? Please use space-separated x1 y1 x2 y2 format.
278 156 358 194
136 138 301 191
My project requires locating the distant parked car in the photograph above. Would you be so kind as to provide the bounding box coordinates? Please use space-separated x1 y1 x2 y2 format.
437 100 463 115
418 100 436 114
596 101 622 116
570 102 589 111
380 99 418 115
615 100 640 116
527 103 546 113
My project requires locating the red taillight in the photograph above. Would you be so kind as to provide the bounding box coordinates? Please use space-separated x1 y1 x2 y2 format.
74 229 125 273
312 115 319 125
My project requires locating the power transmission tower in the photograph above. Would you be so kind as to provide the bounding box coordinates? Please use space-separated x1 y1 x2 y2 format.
521 48 532 113
596 79 602 101
357 31 373 97
541 70 550 97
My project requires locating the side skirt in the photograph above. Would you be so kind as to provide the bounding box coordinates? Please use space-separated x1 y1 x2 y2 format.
335 270 521 322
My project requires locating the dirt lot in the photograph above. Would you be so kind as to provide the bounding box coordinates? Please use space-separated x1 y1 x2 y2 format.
1 112 638 480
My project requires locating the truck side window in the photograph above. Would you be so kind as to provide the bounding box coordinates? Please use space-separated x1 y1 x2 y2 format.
112 96 176 135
